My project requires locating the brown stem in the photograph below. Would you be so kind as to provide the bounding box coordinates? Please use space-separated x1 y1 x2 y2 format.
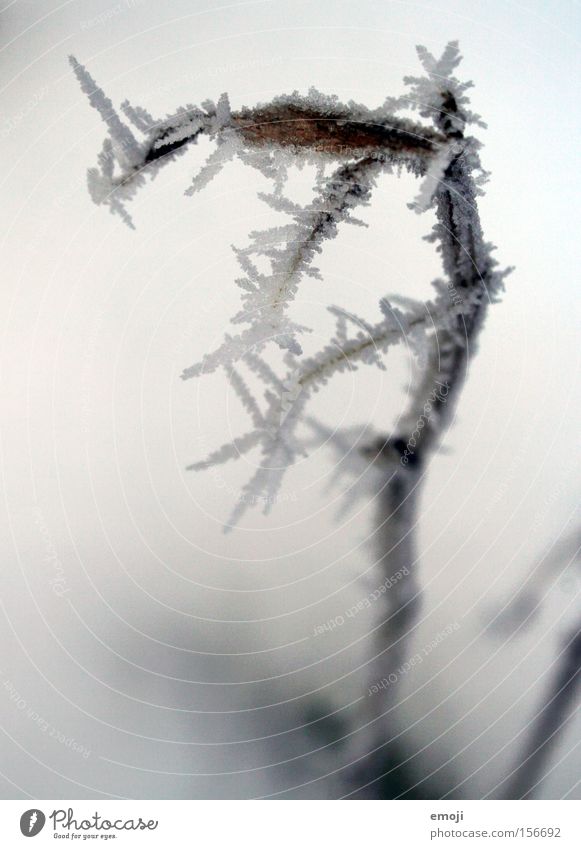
145 104 447 166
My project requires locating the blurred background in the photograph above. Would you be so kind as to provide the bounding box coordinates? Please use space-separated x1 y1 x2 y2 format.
0 0 579 799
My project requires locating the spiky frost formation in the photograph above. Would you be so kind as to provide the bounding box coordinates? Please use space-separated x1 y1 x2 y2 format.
73 43 509 527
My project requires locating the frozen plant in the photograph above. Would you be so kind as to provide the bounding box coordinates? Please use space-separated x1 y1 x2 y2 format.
74 42 516 797
70 41 508 527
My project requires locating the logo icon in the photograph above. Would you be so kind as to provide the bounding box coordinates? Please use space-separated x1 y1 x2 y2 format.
20 810 45 837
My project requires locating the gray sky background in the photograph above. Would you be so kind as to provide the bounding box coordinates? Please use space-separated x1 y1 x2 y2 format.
0 0 580 799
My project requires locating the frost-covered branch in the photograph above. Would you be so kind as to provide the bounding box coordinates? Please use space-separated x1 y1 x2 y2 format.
180 156 387 366
70 55 446 226
232 157 385 335
94 40 505 531
71 52 453 352
74 42 511 797
347 48 510 794
184 293 447 528
312 43 509 794
72 34 508 593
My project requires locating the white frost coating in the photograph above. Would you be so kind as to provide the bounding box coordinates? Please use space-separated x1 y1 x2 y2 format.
185 36 508 526
304 417 385 519
69 56 142 169
152 113 206 149
179 156 386 378
73 42 509 528
187 296 449 525
227 367 264 430
403 40 486 133
215 92 232 128
228 157 385 351
121 100 158 133
70 57 222 226
186 430 262 471
180 314 310 381
186 219 507 529
184 131 242 195
410 143 455 213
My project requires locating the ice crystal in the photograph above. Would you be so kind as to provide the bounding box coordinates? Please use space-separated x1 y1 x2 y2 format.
73 42 510 527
